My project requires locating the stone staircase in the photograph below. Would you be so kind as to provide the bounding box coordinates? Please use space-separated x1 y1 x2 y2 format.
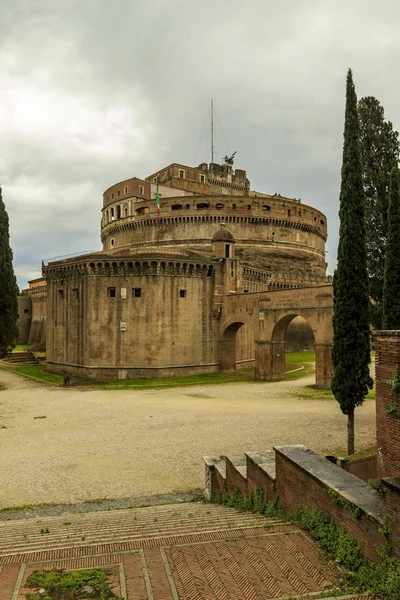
0 501 375 599
2 351 39 365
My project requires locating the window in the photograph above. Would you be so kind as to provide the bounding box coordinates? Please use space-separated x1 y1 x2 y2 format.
216 203 224 210
58 289 64 299
108 287 116 298
139 185 144 195
200 174 205 183
232 204 236 209
124 186 128 195
288 209 291 217
110 238 115 248
73 288 79 300
112 193 114 199
24 308 29 314
185 204 190 210
244 289 249 293
179 169 185 179
262 205 271 211
247 205 251 210
196 203 209 209
179 289 187 298
117 190 120 197
153 177 157 183
132 288 142 297
225 244 230 258
124 207 128 217
171 204 183 210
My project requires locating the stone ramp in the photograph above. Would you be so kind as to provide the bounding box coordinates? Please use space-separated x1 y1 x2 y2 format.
0 503 374 599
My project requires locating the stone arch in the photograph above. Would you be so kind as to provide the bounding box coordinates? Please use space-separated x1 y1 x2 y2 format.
220 315 255 372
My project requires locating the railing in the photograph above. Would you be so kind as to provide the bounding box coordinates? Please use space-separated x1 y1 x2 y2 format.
42 250 100 266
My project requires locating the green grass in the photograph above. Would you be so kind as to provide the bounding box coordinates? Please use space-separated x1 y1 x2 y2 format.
11 365 64 384
13 345 28 352
25 568 120 600
0 351 316 389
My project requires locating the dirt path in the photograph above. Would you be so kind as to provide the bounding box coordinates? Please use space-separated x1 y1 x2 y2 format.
0 370 376 507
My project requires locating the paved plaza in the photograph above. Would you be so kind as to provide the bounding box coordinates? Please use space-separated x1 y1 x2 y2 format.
0 502 376 600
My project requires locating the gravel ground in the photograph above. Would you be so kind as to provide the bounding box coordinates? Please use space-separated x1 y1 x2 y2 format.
0 369 376 509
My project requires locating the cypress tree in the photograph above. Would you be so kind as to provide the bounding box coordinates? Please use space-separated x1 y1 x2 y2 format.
358 96 400 328
332 70 373 455
382 166 400 329
0 186 18 357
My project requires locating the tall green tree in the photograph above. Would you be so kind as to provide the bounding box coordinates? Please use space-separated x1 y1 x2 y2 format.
382 166 400 329
332 70 373 455
358 96 400 327
0 186 18 357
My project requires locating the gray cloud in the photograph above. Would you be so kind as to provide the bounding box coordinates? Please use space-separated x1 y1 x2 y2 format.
1 0 400 287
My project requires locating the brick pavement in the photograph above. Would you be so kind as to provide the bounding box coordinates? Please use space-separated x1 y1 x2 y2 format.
0 503 376 599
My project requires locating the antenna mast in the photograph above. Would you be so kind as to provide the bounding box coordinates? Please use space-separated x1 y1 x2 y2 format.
211 98 214 171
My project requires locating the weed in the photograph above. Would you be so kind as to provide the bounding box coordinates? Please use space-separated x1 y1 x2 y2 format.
40 528 49 534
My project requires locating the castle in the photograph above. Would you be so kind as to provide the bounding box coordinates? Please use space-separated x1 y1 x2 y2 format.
23 159 332 381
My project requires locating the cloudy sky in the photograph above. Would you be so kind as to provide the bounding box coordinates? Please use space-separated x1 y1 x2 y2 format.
1 0 399 288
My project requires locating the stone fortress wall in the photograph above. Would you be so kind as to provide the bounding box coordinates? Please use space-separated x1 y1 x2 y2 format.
41 160 329 379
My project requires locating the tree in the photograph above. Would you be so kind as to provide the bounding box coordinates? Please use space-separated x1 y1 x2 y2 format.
332 70 373 455
358 96 400 327
0 186 18 357
382 166 400 329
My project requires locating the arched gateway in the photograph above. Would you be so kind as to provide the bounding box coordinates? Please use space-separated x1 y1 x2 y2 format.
220 285 333 388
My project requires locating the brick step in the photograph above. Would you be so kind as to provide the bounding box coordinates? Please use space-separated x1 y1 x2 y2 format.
0 504 285 556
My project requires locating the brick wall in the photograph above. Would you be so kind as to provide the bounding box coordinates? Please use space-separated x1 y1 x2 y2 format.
274 447 385 562
382 478 400 558
344 455 377 484
374 332 400 480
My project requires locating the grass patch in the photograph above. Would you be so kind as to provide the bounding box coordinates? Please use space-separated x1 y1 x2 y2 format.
292 384 375 401
13 345 28 352
25 568 121 600
12 365 64 384
1 351 316 390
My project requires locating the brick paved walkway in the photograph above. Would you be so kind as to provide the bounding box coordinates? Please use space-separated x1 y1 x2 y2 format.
0 503 376 599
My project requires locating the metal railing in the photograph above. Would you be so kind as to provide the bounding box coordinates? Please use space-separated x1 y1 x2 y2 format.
42 249 100 266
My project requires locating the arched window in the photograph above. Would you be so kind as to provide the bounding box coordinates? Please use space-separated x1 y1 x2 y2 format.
116 205 121 220
171 204 183 210
196 203 209 209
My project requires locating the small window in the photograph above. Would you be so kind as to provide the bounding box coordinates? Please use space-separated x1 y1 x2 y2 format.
110 238 115 248
24 308 29 314
171 203 183 210
179 169 185 179
247 205 251 210
196 202 209 209
139 185 144 195
185 204 190 210
108 287 116 298
132 288 142 297
124 208 128 217
232 203 236 209
73 288 79 300
124 186 128 195
112 193 114 199
288 209 291 217
262 205 271 211
225 244 230 258
179 289 187 298
153 177 157 183
200 174 205 183
58 289 64 299
298 210 301 217
244 289 249 293
118 190 120 196
320 219 325 225
216 203 224 209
